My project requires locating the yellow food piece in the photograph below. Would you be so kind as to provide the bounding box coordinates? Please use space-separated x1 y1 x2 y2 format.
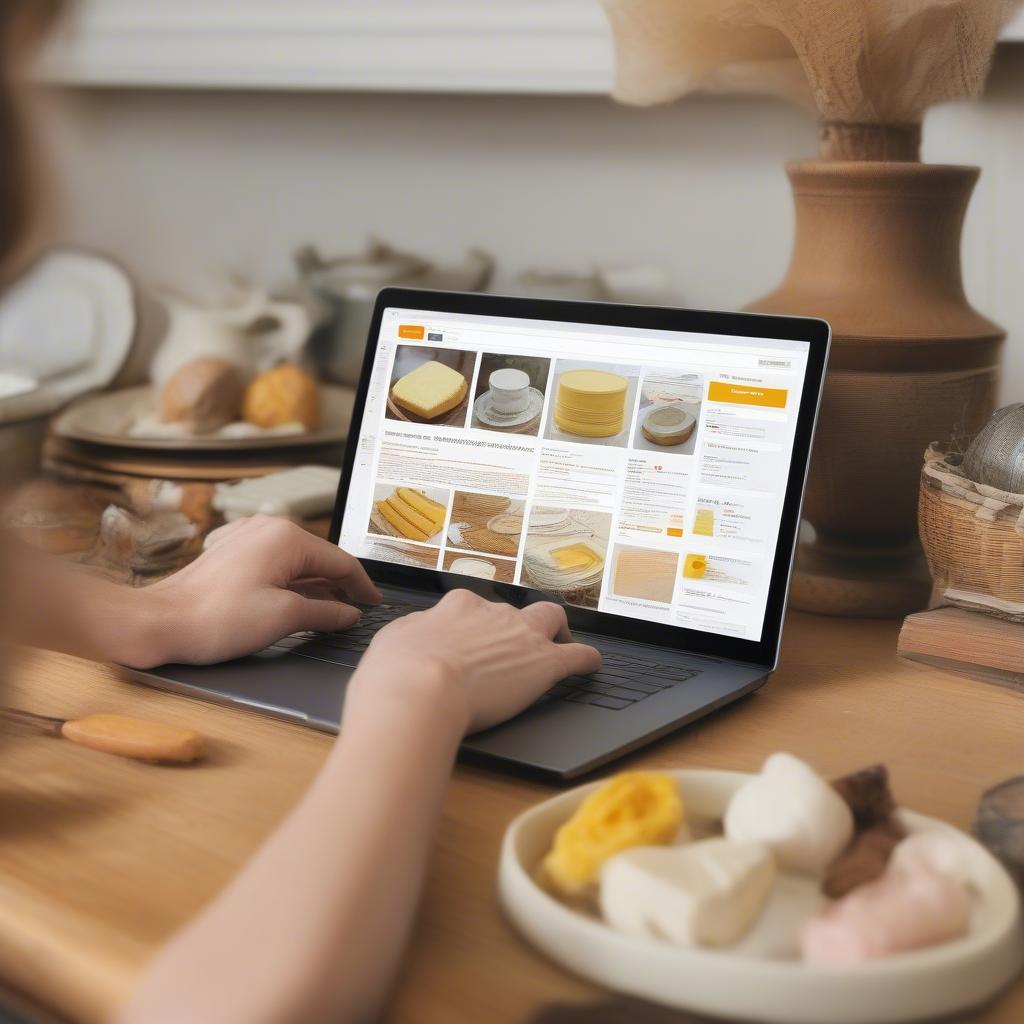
693 509 715 537
391 361 468 419
683 554 708 579
551 542 602 571
542 771 684 897
61 714 204 763
612 548 677 603
376 498 429 540
385 496 436 536
554 369 628 438
397 487 447 528
243 364 321 430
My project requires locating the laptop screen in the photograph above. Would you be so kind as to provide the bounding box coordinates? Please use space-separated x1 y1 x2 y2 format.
337 303 812 644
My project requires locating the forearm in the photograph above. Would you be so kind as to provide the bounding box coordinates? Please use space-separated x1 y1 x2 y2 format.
119 668 465 1024
1 532 170 668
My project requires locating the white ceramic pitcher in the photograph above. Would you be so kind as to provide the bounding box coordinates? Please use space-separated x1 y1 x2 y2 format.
150 287 311 387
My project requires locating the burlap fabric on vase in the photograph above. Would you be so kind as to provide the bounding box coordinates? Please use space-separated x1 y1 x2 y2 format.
601 0 1020 616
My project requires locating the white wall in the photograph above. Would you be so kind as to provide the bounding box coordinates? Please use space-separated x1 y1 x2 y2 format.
47 46 1024 401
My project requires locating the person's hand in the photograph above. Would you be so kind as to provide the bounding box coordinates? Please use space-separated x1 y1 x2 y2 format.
138 515 380 668
347 589 602 734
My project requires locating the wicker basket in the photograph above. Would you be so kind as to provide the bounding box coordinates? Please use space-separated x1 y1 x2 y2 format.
919 443 1024 622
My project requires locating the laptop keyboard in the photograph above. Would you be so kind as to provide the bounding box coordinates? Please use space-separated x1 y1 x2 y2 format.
270 602 702 711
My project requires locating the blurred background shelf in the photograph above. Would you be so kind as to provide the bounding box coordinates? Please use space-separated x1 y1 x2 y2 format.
27 0 1024 415
38 1 1024 96
39 0 615 94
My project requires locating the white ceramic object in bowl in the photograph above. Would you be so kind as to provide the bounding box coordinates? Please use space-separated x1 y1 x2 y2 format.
488 368 531 414
498 770 1024 1024
449 557 498 580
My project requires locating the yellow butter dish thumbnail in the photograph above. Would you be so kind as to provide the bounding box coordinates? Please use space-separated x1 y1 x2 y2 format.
391 361 468 419
683 553 708 579
693 508 714 537
541 771 684 898
549 542 603 572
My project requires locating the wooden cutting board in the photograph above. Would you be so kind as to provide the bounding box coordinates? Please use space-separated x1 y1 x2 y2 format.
0 648 333 1024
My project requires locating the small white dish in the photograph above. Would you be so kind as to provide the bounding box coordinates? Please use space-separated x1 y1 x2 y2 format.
641 402 696 445
0 250 135 424
498 769 1024 1024
473 387 545 429
449 556 498 580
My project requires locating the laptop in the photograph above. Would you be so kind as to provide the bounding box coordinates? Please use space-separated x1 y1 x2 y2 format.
130 288 829 780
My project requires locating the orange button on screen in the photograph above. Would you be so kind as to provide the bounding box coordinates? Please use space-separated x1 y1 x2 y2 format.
398 324 425 340
708 381 788 409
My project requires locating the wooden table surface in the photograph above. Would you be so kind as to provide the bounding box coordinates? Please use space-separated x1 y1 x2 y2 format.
2 612 1023 1023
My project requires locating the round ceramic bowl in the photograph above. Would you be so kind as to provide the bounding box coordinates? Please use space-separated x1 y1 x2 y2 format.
498 770 1024 1024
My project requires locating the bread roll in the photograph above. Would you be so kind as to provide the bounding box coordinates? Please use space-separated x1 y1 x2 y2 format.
243 364 321 430
159 356 245 433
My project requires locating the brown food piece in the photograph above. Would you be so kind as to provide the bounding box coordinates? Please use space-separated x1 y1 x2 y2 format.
831 763 896 830
823 819 906 898
975 775 1024 886
160 357 244 433
243 364 321 430
61 714 204 763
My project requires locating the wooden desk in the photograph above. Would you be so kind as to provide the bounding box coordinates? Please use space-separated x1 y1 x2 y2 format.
1 612 1023 1023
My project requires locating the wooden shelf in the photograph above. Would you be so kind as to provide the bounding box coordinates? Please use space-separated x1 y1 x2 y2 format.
39 0 614 95
38 1 1024 97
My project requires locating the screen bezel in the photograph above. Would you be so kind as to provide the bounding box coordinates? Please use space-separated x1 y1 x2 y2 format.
329 287 830 670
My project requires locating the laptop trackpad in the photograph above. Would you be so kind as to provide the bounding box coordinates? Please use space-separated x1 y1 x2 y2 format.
144 653 351 728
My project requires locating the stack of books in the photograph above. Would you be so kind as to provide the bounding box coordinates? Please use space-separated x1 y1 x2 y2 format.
898 607 1024 690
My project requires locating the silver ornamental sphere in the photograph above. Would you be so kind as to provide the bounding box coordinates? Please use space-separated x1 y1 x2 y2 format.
963 404 1024 494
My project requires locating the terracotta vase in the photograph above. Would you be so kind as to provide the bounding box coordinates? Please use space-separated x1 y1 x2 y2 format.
749 157 1003 616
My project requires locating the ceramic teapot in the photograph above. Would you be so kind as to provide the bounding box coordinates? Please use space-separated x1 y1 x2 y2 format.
296 241 493 385
150 286 311 388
